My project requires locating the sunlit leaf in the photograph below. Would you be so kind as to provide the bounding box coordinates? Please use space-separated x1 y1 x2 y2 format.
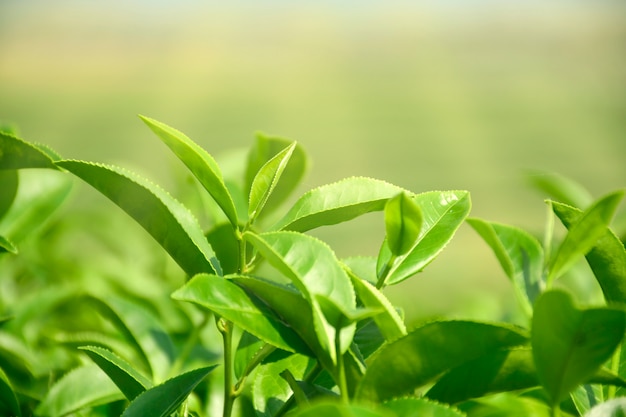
383 397 467 417
271 177 406 232
140 115 239 227
547 190 624 283
378 190 471 286
35 364 124 417
120 366 216 417
467 219 543 316
552 201 626 305
80 346 152 401
356 320 528 403
172 273 309 353
0 131 58 170
459 393 552 417
246 133 308 215
56 160 222 276
531 290 626 405
248 141 296 222
384 192 423 257
288 401 395 417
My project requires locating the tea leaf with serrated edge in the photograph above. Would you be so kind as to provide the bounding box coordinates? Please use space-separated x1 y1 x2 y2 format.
35 364 124 417
356 320 528 403
140 115 239 227
383 397 467 417
172 273 309 353
288 401 396 417
120 366 215 417
248 141 296 222
377 190 471 286
271 177 406 232
80 346 152 401
55 160 221 277
532 290 626 405
547 190 624 284
467 219 543 316
552 201 626 304
0 131 58 170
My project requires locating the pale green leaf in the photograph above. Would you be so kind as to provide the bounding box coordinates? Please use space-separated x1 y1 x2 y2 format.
356 320 528 403
460 393 552 417
172 273 309 353
55 160 221 277
248 141 296 222
80 346 152 401
140 115 239 227
245 133 309 215
467 219 544 316
289 401 395 417
531 290 626 405
121 366 216 417
35 364 124 417
547 190 624 283
552 201 626 305
383 397 467 417
271 177 406 232
527 171 593 209
385 192 423 256
378 190 471 286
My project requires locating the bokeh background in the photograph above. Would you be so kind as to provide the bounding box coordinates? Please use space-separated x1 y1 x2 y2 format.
1 0 624 324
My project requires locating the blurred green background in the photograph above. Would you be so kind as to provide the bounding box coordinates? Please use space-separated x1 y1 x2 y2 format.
1 0 624 323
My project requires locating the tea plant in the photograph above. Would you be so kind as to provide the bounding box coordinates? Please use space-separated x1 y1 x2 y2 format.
0 118 625 417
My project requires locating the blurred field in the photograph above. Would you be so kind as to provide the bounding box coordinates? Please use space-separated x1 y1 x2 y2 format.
1 0 624 323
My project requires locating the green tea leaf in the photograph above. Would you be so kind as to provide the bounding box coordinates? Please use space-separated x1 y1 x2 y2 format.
426 348 538 404
172 273 309 353
378 190 471 286
0 170 17 220
205 222 240 275
467 219 544 316
459 393 552 417
356 320 528 403
271 177 406 232
140 115 239 227
289 401 395 417
0 131 58 170
248 141 296 222
552 201 626 305
547 190 624 283
56 160 221 277
0 235 16 254
80 346 152 401
35 364 124 417
121 366 216 417
234 331 265 380
0 169 72 244
385 192 423 257
246 133 308 215
347 270 406 342
570 384 603 416
252 350 316 417
584 398 626 417
383 397 467 417
531 290 626 405
527 171 593 209
0 368 20 417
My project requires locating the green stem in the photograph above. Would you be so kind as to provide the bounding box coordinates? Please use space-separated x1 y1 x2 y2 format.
335 330 349 404
608 343 622 399
274 362 323 417
168 313 211 378
376 255 396 289
218 317 235 417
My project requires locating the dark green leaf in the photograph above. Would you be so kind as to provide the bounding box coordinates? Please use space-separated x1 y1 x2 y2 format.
206 223 240 275
56 160 221 276
35 364 124 417
120 366 216 417
271 177 406 232
0 235 16 254
248 141 296 222
378 190 471 286
0 368 20 417
552 201 626 305
140 115 239 227
234 331 265 380
0 131 58 170
80 346 152 401
384 192 423 257
356 320 528 403
383 397 467 417
172 273 309 353
245 133 308 215
531 290 626 405
547 190 624 283
467 219 544 315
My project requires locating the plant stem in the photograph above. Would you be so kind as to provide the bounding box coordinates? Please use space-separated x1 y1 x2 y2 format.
376 255 396 289
274 362 323 417
608 343 622 399
335 330 349 404
217 317 235 417
237 228 247 274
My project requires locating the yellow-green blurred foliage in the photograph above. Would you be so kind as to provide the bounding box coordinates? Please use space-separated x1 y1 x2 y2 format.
1 1 624 323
